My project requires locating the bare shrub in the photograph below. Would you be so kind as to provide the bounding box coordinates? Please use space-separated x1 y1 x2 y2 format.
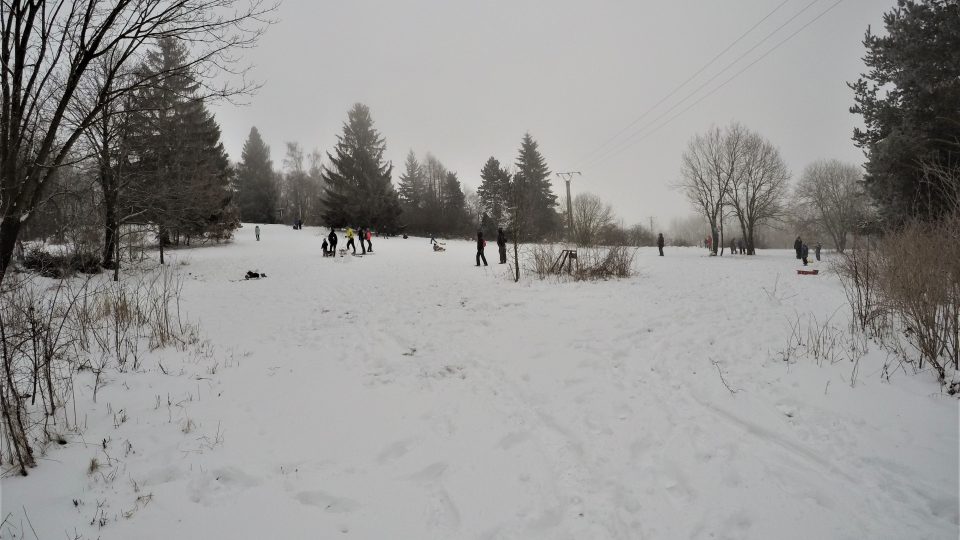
527 244 636 281
834 213 960 387
575 246 636 280
529 244 560 280
0 265 198 475
880 219 959 382
833 236 886 335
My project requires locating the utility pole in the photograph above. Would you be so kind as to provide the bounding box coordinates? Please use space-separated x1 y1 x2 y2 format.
556 171 581 241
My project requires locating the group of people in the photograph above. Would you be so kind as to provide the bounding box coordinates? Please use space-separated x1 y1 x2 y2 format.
728 238 746 254
474 227 509 266
321 226 373 257
793 236 822 266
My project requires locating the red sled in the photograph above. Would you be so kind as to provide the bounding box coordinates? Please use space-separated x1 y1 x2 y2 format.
797 269 819 275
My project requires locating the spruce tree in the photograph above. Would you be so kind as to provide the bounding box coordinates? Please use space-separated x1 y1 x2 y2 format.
397 150 425 231
513 133 559 239
126 37 236 255
478 156 511 229
236 127 277 223
321 104 401 231
441 171 469 233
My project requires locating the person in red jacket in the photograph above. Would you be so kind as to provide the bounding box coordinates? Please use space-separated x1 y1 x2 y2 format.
365 227 373 253
475 231 488 266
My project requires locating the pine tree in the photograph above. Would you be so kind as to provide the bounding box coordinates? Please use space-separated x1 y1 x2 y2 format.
236 127 277 223
320 104 401 232
126 37 236 257
850 0 960 222
512 133 559 239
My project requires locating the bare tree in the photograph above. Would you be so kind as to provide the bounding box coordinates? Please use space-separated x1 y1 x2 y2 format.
727 126 790 255
678 126 740 254
795 160 868 253
571 192 614 246
0 0 275 285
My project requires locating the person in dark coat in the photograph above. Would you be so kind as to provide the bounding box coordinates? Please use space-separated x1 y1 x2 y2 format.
730 238 736 255
657 233 665 256
476 231 488 266
496 227 507 264
321 239 329 256
358 227 366 255
801 243 810 266
328 228 338 255
815 242 822 261
737 238 744 254
794 236 802 260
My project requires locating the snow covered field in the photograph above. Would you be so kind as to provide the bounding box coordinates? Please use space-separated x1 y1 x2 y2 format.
3 223 958 539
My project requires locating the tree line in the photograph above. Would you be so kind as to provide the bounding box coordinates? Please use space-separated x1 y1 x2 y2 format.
236 117 659 246
676 1 957 256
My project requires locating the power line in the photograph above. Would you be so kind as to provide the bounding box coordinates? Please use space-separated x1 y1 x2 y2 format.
576 0 792 168
581 0 824 170
585 0 846 168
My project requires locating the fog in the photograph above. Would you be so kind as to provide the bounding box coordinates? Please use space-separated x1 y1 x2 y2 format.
212 0 888 228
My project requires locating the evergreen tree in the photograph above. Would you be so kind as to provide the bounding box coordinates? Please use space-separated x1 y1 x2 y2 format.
512 133 559 239
126 37 236 256
850 0 960 222
441 171 469 233
478 157 511 230
397 150 425 231
320 104 401 231
236 127 277 223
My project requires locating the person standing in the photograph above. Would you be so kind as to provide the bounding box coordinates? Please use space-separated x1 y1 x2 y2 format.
346 227 356 254
730 238 736 255
476 231 488 266
496 227 507 264
801 243 810 266
815 242 822 262
357 227 366 255
255 225 260 241
794 236 802 260
365 227 373 253
737 238 744 254
328 228 338 255
321 238 329 256
657 233 665 256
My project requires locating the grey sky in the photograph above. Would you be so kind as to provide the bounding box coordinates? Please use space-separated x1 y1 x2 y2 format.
211 0 889 229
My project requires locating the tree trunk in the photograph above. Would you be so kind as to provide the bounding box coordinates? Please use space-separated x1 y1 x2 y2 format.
0 215 24 287
101 183 118 269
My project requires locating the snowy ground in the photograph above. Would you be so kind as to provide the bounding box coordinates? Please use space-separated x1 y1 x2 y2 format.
3 223 958 539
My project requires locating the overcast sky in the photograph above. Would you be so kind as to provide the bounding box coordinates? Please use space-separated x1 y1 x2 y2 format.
211 0 889 229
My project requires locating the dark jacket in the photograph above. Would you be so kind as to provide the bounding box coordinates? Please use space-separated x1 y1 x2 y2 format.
477 233 485 250
657 234 664 248
497 229 506 247
794 238 802 252
328 230 338 245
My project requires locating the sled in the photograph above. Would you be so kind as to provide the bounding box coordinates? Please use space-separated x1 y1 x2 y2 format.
796 269 819 276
